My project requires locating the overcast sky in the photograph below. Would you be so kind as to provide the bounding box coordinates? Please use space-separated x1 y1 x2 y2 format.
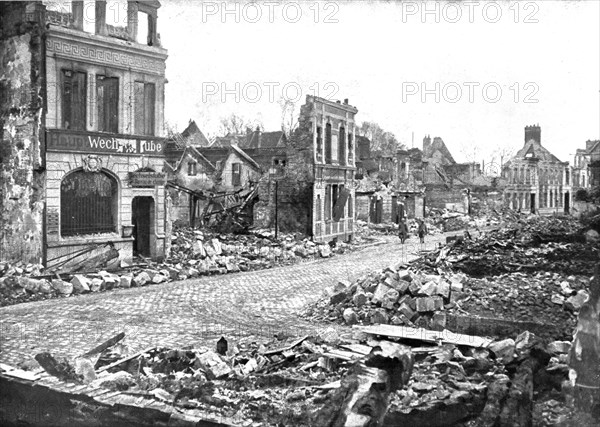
157 0 599 164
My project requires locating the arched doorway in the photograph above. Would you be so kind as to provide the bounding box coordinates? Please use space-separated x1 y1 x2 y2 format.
132 196 154 257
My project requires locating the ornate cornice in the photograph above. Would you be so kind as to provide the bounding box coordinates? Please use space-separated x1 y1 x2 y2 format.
46 27 167 76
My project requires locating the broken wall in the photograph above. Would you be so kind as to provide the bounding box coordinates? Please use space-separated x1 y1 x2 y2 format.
254 123 313 234
0 2 46 264
425 185 466 211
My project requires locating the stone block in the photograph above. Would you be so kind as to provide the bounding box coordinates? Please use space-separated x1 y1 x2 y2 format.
71 275 90 293
397 269 412 282
133 272 151 286
547 341 571 355
565 290 589 311
488 338 515 364
416 296 444 313
436 281 451 299
51 279 73 296
343 308 359 325
369 309 389 325
353 291 368 307
371 283 392 305
381 289 400 310
119 275 132 288
431 312 447 331
398 302 416 321
418 281 437 297
408 279 422 295
197 351 232 380
90 278 103 292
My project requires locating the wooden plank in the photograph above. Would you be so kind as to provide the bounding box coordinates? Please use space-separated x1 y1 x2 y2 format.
2 370 41 381
93 392 123 406
353 325 492 348
97 346 156 373
262 335 309 356
322 349 364 361
81 332 125 358
313 380 341 390
339 344 372 356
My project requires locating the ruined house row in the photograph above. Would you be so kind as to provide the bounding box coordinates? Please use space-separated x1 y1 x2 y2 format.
1 1 598 270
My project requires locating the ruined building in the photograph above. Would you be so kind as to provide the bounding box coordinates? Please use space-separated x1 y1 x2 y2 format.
255 95 357 242
1 1 169 268
502 125 572 214
573 139 600 192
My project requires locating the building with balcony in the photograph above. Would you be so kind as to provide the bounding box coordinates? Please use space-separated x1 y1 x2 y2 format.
0 1 169 268
502 125 572 215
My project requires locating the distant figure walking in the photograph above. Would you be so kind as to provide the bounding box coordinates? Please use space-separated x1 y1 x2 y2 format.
398 219 409 244
417 219 428 244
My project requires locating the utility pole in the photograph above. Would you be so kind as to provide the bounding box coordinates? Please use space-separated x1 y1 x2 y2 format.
275 180 279 239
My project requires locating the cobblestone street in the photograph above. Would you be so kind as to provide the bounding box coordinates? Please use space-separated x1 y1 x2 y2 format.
0 235 444 366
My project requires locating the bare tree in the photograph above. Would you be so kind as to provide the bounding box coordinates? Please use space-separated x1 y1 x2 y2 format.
278 96 298 138
459 142 481 164
493 145 517 170
219 113 247 136
358 121 403 156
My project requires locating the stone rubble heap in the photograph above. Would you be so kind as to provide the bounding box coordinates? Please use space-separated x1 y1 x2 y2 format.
304 265 589 341
0 228 370 307
414 214 597 277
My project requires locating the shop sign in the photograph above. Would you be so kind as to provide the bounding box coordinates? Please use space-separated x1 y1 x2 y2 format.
47 130 165 156
129 172 166 187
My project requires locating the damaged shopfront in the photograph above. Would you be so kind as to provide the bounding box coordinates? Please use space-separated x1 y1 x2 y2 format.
45 130 169 270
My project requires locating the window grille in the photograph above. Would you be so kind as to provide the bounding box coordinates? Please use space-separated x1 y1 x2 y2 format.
60 171 118 236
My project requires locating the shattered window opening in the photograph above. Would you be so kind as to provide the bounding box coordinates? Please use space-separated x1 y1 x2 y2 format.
61 70 86 130
232 163 242 186
134 81 156 136
96 75 119 133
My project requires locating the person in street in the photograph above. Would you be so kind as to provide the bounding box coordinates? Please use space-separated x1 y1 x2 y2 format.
417 218 428 244
398 219 408 244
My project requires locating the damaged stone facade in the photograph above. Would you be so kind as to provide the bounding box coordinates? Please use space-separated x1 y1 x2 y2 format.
43 1 169 268
255 96 357 241
0 2 46 264
1 1 170 269
503 125 573 215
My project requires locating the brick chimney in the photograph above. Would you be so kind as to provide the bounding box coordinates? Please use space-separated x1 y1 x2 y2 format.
524 124 541 145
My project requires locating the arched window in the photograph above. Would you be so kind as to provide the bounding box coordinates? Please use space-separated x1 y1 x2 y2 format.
61 170 118 236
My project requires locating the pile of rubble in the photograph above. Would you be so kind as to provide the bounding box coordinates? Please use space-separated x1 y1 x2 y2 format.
0 228 374 307
426 206 508 233
168 228 355 270
7 323 575 427
354 219 443 237
413 215 597 277
303 264 588 341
